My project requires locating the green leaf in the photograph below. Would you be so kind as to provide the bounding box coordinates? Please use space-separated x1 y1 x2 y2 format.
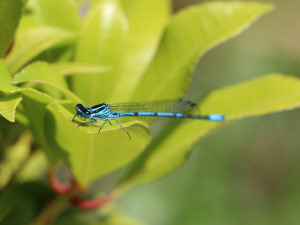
51 62 111 76
19 88 64 165
17 7 42 31
72 0 128 105
4 26 77 74
44 102 151 186
109 0 171 102
120 74 300 188
0 60 22 93
202 74 300 119
0 0 23 57
0 83 21 94
0 83 75 166
13 61 81 103
132 2 273 101
31 0 82 30
0 59 12 83
13 62 68 88
0 93 22 122
0 62 76 164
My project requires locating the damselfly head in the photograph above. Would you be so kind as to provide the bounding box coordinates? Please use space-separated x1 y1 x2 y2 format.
75 104 91 118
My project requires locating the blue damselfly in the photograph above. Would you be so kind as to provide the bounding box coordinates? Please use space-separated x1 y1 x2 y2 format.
72 99 225 139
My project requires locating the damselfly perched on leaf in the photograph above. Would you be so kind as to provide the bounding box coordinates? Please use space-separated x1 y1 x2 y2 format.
72 99 225 139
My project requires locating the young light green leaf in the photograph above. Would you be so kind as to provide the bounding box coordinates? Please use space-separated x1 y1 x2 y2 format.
0 59 21 122
0 93 22 122
0 59 23 93
201 74 300 118
4 26 77 74
31 0 82 30
0 59 12 83
13 61 81 103
45 103 151 186
109 0 171 102
0 0 23 57
51 62 111 76
13 61 68 88
120 74 300 189
132 2 273 101
73 0 128 105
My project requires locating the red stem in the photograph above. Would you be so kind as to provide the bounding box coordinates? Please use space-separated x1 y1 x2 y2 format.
4 39 14 57
71 194 113 210
48 170 72 195
48 170 112 210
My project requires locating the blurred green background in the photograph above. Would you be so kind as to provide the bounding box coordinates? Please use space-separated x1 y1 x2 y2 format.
118 0 300 224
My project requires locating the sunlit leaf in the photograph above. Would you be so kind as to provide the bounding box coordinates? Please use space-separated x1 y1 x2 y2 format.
13 61 68 88
72 0 128 105
51 62 111 76
202 74 300 119
31 0 82 30
13 61 81 103
0 93 22 122
120 74 300 189
4 26 77 74
109 0 171 102
0 59 12 83
132 2 273 101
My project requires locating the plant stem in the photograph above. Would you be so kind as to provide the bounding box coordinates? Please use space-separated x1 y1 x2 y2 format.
31 195 71 225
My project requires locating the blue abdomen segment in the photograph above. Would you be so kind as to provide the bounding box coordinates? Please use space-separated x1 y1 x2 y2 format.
118 112 225 121
208 114 225 122
119 112 183 117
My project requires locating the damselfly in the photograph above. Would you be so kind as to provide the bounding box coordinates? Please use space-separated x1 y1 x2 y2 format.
72 99 225 139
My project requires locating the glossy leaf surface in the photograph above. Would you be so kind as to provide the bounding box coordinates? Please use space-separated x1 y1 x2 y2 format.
73 0 128 105
4 26 77 74
110 0 171 102
133 2 273 101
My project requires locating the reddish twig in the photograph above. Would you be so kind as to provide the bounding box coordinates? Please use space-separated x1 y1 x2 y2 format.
4 39 14 57
47 170 73 195
71 194 113 210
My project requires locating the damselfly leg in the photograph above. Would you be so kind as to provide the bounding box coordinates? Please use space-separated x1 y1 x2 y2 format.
98 120 109 133
77 119 97 127
114 119 131 139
